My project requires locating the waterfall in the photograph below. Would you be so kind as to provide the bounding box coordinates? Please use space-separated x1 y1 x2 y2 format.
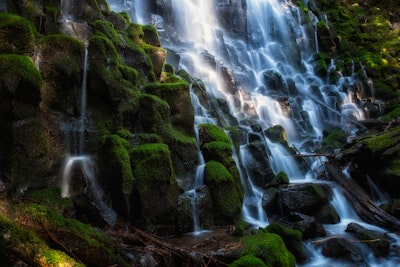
105 0 400 264
60 47 117 226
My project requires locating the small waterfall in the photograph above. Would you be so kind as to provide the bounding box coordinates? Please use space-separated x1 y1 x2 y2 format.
60 47 117 226
367 175 391 205
239 145 268 228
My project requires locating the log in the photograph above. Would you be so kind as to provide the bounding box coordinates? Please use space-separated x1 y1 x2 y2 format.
325 161 400 231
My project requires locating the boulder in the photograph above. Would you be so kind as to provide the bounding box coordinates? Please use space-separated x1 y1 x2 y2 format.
320 237 365 265
346 222 392 257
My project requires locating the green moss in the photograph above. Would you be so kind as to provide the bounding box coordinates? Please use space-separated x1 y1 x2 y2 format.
229 255 268 267
131 143 174 186
241 232 295 267
88 33 121 66
205 160 233 183
0 54 43 95
202 141 233 162
0 216 83 266
382 106 400 121
265 223 306 262
365 133 397 154
93 20 121 45
0 13 37 55
25 187 74 215
319 129 348 153
21 204 129 266
204 160 242 224
269 171 289 188
101 134 133 183
232 220 250 237
199 123 232 145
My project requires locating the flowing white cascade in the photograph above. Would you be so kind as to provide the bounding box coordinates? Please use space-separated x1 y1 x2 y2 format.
104 0 400 264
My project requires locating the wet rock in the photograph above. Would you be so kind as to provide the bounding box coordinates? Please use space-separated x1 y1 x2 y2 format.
277 183 339 224
262 69 288 96
293 214 326 240
266 222 307 262
241 142 275 189
321 237 365 265
346 222 392 257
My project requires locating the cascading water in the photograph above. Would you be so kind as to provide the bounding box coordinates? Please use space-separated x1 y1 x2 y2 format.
107 0 399 265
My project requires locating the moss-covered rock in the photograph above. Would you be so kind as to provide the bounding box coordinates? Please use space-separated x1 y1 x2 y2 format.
130 143 179 226
340 126 400 198
229 255 267 267
265 223 306 262
0 13 36 55
144 80 194 136
0 216 83 267
204 160 242 225
316 1 400 100
98 133 133 218
241 232 296 267
39 34 85 111
199 123 233 146
14 204 129 266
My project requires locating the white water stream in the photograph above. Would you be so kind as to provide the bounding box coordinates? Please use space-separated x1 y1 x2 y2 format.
105 0 399 265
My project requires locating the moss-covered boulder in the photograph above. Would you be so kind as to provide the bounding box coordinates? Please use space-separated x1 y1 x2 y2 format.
265 223 306 262
98 133 133 219
240 231 296 267
144 80 193 136
14 203 129 266
130 143 179 227
39 34 85 111
198 124 244 225
0 216 83 267
229 255 267 267
0 13 36 55
340 126 400 198
204 160 242 225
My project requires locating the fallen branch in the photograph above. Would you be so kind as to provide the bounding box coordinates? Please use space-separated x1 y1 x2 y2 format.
313 236 381 245
108 227 233 266
39 215 84 264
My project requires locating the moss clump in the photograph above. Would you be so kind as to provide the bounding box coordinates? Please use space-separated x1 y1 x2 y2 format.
100 134 132 183
204 160 242 225
241 232 296 267
202 141 233 163
25 187 74 215
231 220 250 237
130 143 179 225
229 255 267 267
265 223 306 262
0 54 42 98
268 171 289 188
199 123 233 145
0 13 36 55
93 19 121 45
0 216 83 266
205 160 233 183
319 129 348 153
144 80 193 135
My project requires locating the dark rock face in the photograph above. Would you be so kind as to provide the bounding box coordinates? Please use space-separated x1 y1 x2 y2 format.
276 183 340 224
215 0 247 38
346 222 392 257
321 237 365 265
